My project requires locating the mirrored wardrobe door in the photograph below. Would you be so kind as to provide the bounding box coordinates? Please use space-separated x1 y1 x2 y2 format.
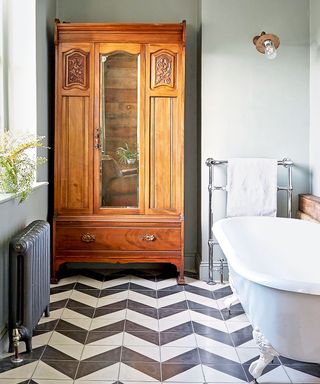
96 44 144 213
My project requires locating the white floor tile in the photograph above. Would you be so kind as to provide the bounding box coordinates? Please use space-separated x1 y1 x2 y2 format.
126 309 159 330
61 308 92 319
119 362 159 381
129 276 157 289
185 292 219 309
163 334 197 348
158 292 187 308
159 311 191 331
160 346 196 362
284 366 320 383
77 276 103 289
257 365 291 383
123 332 158 347
32 361 71 380
125 345 161 361
235 347 260 363
202 365 246 383
89 318 123 331
101 277 130 289
49 331 84 346
127 291 157 307
69 291 98 307
86 332 124 346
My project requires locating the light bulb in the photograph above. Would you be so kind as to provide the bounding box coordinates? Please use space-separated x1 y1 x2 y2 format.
263 39 277 60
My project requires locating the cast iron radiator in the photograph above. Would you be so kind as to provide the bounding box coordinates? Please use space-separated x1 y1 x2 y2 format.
8 220 50 353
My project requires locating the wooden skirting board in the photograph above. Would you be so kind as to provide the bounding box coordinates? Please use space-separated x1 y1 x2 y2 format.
298 194 320 223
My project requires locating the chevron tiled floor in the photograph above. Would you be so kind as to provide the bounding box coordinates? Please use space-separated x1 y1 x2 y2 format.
1 269 320 383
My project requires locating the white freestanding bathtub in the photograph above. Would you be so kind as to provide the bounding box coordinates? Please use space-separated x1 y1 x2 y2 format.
213 216 320 380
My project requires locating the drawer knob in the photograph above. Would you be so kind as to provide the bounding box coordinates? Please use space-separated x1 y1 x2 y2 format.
142 234 156 241
81 233 96 243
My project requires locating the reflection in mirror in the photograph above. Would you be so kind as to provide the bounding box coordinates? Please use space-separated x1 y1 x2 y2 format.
100 52 139 208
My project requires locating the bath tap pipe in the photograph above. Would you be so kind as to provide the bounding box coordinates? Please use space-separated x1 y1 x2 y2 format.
11 328 23 364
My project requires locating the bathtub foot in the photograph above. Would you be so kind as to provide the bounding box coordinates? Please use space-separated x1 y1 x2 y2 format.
249 327 279 379
224 293 240 315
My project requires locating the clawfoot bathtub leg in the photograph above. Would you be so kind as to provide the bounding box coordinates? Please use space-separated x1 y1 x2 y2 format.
249 327 279 380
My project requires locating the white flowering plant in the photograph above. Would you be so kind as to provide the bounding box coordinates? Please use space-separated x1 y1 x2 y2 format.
0 132 48 203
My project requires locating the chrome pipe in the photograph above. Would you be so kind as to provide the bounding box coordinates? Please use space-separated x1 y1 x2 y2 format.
206 158 216 285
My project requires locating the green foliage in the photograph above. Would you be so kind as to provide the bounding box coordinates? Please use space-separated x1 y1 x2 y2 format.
116 143 138 165
0 132 48 203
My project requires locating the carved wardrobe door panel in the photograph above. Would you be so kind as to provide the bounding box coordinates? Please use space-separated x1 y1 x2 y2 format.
145 45 185 216
55 43 94 214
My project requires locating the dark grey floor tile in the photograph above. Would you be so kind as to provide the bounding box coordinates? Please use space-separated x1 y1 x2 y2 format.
93 320 125 332
50 283 75 294
86 330 122 344
199 348 239 365
161 362 198 381
193 322 233 346
57 329 88 344
100 288 128 298
41 345 77 361
33 319 58 332
126 305 158 319
123 361 161 381
213 285 233 299
127 330 159 345
185 284 214 298
158 307 185 319
221 303 245 320
127 299 155 312
66 298 96 309
160 300 188 310
164 348 200 364
0 358 37 374
44 359 79 379
50 298 69 310
121 346 157 363
187 299 217 310
230 324 253 347
96 299 128 310
189 305 223 320
82 346 121 362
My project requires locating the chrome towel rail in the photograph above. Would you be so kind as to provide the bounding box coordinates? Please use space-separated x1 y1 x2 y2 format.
206 157 294 285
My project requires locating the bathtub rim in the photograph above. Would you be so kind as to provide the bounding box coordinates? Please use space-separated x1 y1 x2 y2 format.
213 216 320 295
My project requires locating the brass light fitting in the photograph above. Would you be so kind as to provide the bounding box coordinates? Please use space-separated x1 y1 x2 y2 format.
253 31 280 59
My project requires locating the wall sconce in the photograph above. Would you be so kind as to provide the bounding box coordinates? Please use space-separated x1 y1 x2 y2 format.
253 32 280 60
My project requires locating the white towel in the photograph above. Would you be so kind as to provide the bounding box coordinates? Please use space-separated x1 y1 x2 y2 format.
226 158 278 217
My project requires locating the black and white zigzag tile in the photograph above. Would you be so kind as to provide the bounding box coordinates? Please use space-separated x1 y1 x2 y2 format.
1 269 320 383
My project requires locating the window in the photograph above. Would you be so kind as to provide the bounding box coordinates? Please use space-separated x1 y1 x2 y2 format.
0 0 5 133
1 0 36 135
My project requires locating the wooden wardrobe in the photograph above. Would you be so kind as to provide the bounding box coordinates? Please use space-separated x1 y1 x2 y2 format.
53 20 186 283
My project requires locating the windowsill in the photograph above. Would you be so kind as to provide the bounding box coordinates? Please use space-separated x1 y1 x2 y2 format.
0 181 48 205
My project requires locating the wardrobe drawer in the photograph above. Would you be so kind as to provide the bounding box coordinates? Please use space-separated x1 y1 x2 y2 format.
56 226 181 251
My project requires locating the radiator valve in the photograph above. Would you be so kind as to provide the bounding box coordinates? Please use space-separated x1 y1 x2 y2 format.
11 328 23 363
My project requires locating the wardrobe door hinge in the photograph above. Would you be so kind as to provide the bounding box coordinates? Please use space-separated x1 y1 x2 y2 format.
94 127 101 150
